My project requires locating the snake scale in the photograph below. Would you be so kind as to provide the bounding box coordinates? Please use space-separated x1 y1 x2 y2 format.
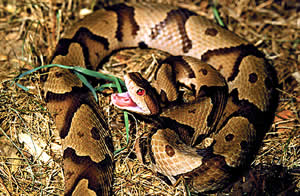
43 2 278 195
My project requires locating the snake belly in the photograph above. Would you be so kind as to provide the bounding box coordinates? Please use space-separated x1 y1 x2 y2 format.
43 2 278 195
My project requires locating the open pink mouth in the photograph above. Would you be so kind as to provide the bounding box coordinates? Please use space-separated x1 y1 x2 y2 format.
111 92 137 107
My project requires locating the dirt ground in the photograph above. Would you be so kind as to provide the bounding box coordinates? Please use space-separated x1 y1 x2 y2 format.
0 0 299 195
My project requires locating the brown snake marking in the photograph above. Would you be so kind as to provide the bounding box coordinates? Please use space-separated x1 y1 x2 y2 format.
205 28 219 36
150 8 196 53
105 4 139 41
44 2 278 195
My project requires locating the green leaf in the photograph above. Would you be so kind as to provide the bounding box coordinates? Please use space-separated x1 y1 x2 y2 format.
212 4 225 27
14 64 126 99
113 77 130 155
74 71 98 102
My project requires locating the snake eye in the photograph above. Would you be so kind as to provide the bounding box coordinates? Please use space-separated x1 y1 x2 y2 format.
136 88 145 96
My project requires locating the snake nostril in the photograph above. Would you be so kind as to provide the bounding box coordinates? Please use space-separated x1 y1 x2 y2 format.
225 134 234 142
165 144 175 157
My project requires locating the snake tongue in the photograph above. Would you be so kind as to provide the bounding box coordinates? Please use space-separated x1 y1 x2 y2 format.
111 92 137 107
111 92 146 114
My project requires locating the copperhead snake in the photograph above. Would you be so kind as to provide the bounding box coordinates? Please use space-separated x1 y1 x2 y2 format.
43 2 278 195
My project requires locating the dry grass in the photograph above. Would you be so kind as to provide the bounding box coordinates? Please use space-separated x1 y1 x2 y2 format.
0 0 299 195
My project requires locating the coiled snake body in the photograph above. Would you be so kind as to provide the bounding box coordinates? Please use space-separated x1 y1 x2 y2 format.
43 3 278 195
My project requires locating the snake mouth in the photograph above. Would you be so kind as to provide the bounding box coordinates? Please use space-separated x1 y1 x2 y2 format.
111 92 145 114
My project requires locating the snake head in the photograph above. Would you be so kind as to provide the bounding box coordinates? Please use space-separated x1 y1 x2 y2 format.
111 72 160 115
